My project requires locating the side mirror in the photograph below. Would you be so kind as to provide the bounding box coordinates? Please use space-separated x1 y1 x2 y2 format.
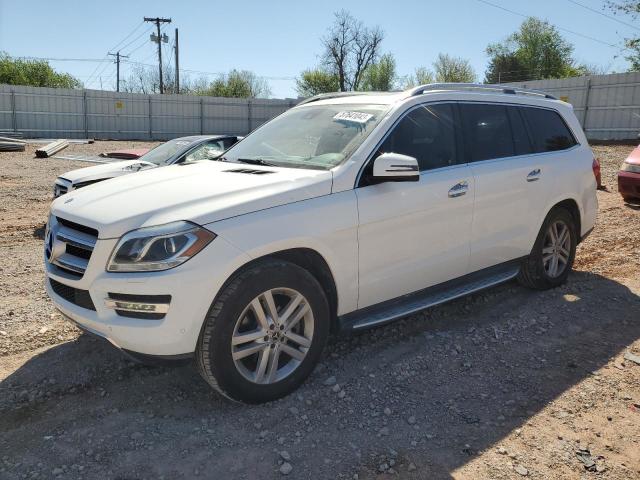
372 152 419 182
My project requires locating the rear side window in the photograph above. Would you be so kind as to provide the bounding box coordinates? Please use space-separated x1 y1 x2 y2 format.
521 107 577 152
460 104 514 162
378 103 457 171
507 107 533 156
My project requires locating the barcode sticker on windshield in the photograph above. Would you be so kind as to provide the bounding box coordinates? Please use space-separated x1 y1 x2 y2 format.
333 111 374 124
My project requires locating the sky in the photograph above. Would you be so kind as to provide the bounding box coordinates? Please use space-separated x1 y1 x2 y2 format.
0 0 634 98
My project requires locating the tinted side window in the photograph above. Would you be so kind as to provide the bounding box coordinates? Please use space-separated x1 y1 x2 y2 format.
460 104 514 162
507 107 533 156
378 103 457 171
522 107 577 152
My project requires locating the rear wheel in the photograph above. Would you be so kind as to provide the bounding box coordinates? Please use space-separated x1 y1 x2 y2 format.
196 259 329 403
518 208 577 290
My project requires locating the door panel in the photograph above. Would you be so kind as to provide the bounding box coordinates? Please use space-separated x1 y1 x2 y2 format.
468 157 544 271
356 165 473 309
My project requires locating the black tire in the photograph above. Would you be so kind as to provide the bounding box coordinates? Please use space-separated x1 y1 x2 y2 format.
518 208 577 290
196 259 330 404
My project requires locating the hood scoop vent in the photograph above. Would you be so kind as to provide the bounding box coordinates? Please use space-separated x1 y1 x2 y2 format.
224 168 274 175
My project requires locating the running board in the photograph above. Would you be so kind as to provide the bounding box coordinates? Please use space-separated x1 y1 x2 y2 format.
339 260 522 331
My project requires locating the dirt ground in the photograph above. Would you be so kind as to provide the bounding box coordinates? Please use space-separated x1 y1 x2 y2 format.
0 141 638 480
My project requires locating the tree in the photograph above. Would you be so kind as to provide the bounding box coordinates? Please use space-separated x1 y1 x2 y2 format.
0 52 82 88
319 10 384 91
606 1 640 70
122 66 271 98
360 53 397 91
433 53 476 83
484 17 581 82
484 44 526 83
121 63 182 94
197 70 271 98
403 67 435 88
296 69 339 96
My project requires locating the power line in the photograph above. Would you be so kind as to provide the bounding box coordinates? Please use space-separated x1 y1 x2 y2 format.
8 54 297 83
566 0 640 32
108 21 147 52
85 21 148 87
474 0 628 50
117 25 154 54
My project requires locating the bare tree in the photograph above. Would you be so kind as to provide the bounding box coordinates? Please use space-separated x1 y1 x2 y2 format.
321 10 384 91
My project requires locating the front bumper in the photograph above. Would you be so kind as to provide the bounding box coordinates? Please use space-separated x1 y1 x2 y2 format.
618 170 640 200
45 234 252 356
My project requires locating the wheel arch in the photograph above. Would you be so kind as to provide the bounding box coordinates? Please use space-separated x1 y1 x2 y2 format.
548 198 582 242
219 247 340 334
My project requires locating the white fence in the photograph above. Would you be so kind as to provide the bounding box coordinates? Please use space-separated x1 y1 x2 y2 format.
507 72 640 141
0 84 297 140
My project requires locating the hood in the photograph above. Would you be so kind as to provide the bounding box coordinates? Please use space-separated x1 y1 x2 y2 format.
60 160 157 185
51 161 333 238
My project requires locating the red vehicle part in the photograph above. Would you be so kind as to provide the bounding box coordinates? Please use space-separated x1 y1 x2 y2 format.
592 157 602 189
618 145 640 202
99 148 151 160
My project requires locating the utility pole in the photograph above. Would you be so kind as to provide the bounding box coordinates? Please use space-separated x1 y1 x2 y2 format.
174 28 180 94
144 17 171 93
108 51 128 92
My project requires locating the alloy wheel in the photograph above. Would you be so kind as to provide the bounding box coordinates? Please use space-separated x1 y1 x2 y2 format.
231 288 314 384
542 220 572 278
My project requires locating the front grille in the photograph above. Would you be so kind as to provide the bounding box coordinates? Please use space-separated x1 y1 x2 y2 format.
66 243 92 259
54 184 68 198
56 217 99 237
47 217 98 278
49 278 96 311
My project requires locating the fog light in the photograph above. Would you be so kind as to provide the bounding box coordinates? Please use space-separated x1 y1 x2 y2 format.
104 299 170 314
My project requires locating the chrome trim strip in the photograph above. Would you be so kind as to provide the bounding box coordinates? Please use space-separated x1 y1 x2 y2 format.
56 232 96 250
104 299 170 314
52 255 88 274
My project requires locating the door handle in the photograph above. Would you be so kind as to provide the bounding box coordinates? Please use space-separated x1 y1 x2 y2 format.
527 168 541 182
448 180 469 198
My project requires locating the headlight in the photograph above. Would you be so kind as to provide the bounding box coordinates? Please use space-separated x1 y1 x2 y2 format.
107 221 216 272
621 162 640 174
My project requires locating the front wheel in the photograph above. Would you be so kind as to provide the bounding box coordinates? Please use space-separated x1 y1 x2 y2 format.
196 259 330 403
518 208 577 290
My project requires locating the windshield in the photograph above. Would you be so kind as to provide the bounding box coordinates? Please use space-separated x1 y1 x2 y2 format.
141 138 195 165
222 104 389 170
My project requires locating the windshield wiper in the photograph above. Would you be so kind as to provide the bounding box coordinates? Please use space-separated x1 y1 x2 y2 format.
236 158 280 167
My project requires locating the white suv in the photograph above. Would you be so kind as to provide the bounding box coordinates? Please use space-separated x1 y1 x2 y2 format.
44 84 598 403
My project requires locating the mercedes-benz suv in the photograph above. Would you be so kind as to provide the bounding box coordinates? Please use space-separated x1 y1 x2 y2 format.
44 84 598 403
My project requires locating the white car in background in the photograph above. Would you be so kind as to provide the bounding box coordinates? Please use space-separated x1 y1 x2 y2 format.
44 83 597 404
53 135 240 197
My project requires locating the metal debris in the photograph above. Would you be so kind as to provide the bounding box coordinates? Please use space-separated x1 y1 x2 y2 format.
0 141 25 152
624 351 640 366
575 448 596 471
35 140 69 158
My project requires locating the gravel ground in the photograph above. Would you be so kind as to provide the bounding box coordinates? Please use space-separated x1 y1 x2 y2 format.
0 142 639 480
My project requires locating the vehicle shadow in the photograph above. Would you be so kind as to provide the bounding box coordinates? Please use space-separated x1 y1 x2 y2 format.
32 222 45 240
0 270 639 479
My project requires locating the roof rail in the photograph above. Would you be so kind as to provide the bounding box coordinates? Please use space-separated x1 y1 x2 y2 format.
297 91 373 106
406 83 557 100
